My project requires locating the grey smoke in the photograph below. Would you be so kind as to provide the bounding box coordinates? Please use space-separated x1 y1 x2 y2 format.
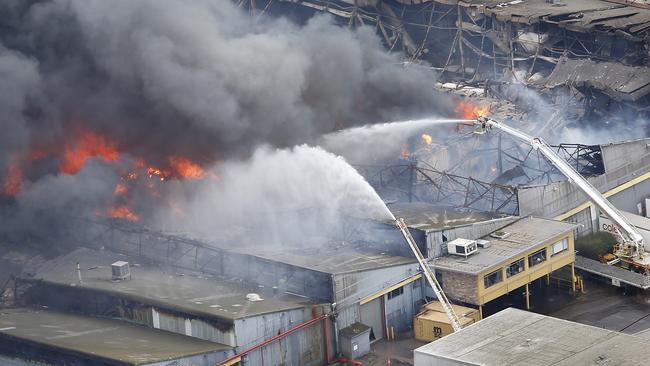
0 0 450 246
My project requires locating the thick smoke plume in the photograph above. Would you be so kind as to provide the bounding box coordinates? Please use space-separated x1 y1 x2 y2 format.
0 0 449 247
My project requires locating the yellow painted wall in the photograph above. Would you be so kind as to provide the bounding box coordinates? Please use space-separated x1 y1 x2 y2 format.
476 231 575 305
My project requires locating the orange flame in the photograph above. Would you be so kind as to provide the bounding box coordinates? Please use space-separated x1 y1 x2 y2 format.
114 182 128 196
60 131 119 174
455 100 490 120
107 204 139 221
421 133 433 145
2 164 23 196
169 156 204 179
400 144 410 158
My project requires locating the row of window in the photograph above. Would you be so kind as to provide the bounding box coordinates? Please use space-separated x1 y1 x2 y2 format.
483 238 569 289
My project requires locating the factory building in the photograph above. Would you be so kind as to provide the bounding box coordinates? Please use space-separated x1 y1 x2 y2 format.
18 248 330 366
428 217 576 316
414 307 650 366
0 308 232 366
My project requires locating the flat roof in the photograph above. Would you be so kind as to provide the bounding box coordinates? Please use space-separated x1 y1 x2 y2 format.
28 248 316 321
414 308 650 366
387 202 509 231
430 217 576 275
248 244 416 275
0 308 230 365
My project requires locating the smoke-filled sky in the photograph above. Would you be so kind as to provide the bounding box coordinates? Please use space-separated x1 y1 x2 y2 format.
0 0 452 247
0 0 451 173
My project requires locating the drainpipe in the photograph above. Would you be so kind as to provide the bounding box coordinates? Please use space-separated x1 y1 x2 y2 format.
331 302 340 357
216 314 328 366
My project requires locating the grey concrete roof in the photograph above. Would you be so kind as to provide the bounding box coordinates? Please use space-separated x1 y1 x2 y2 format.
414 307 650 366
387 202 510 231
248 244 416 275
430 217 576 275
28 248 316 321
0 308 230 365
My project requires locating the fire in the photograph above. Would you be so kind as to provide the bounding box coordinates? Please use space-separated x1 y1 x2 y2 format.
107 204 140 221
421 133 433 145
169 156 204 179
2 164 23 196
455 100 490 120
114 182 128 196
400 144 410 158
60 131 119 174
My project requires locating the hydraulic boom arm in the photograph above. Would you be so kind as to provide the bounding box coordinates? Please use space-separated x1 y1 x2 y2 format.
476 117 645 259
395 218 462 331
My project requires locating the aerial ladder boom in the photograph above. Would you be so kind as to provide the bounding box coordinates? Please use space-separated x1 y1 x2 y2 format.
395 218 462 331
476 117 645 261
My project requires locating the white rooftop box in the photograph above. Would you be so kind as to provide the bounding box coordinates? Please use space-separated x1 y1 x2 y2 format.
111 261 131 281
447 238 478 257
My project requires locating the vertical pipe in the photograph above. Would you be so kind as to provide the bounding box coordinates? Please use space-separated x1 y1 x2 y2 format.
478 305 483 320
324 317 330 364
525 283 530 310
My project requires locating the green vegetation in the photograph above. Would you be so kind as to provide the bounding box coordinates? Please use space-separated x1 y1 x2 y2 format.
575 232 618 260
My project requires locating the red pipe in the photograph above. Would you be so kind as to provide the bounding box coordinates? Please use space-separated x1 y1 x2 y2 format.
217 314 328 365
324 316 330 363
335 357 364 366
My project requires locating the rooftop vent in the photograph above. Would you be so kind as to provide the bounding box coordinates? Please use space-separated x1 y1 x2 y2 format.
446 238 478 257
111 261 131 281
246 293 264 302
476 239 491 249
490 230 511 239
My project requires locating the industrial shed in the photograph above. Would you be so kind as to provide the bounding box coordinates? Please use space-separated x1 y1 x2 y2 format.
19 248 330 366
388 202 517 258
429 217 576 316
0 308 233 366
414 307 650 366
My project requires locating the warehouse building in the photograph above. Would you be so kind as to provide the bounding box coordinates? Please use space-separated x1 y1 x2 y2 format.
388 202 517 258
414 307 650 366
0 308 232 366
18 248 330 366
429 217 576 316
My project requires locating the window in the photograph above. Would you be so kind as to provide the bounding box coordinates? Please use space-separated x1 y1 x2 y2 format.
506 258 525 278
552 238 569 256
455 245 466 254
483 269 503 288
528 248 547 267
387 286 404 300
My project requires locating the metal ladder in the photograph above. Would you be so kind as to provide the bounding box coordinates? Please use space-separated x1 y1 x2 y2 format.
395 218 463 331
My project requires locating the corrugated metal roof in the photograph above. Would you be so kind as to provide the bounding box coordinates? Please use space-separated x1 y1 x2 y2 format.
29 248 316 321
387 202 510 231
0 308 231 365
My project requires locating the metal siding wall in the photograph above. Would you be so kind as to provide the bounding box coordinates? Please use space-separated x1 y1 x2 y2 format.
191 318 237 346
234 308 326 366
142 350 234 366
334 263 421 306
337 303 360 330
384 280 418 332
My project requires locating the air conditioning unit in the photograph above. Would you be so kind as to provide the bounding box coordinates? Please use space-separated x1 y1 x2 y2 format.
447 238 478 257
111 261 131 281
476 239 491 249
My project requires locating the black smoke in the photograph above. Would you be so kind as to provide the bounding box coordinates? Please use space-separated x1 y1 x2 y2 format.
0 0 451 247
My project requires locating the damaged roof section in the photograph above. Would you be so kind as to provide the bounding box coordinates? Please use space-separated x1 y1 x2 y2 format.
541 56 650 101
481 0 650 37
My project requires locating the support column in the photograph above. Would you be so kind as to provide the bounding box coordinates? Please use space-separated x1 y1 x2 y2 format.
525 283 530 310
545 273 550 286
571 263 576 294
478 305 483 320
